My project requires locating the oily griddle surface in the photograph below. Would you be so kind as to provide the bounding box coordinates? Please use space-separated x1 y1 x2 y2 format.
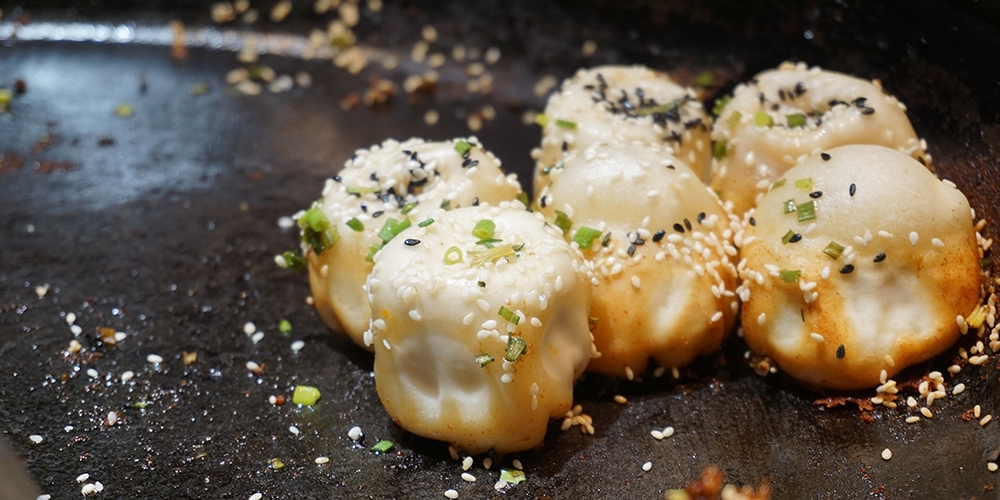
1 0 999 498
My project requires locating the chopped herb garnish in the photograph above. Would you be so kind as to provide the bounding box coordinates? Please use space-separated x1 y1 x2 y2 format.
475 353 495 367
712 94 731 116
377 218 411 244
346 217 364 232
269 458 285 470
515 192 530 208
443 246 463 265
555 119 577 130
472 219 496 240
299 206 340 254
346 186 380 195
478 281 486 287
417 218 434 227
588 316 599 325
726 111 742 129
440 199 453 211
772 179 787 190
504 336 527 362
823 241 845 260
498 306 520 325
753 111 774 127
713 140 728 160
694 70 714 87
500 468 526 485
292 385 321 406
786 113 807 128
371 440 394 453
534 113 549 127
553 210 572 234
113 103 134 118
572 226 602 250
469 243 519 266
365 242 381 262
455 140 472 156
779 269 802 283
278 319 292 333
782 199 797 214
796 201 816 222
401 202 417 215
636 99 683 117
278 251 305 270
0 88 12 112
795 178 813 190
781 230 797 244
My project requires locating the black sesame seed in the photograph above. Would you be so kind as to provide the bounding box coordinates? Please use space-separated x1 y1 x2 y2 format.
652 230 666 242
360 202 368 213
469 160 479 167
684 218 692 231
840 264 855 274
673 223 685 233
404 239 420 246
874 252 886 262
665 164 675 170
697 212 706 224
849 183 857 197
333 175 342 182
627 244 636 256
370 172 379 181
749 217 756 226
540 196 548 208
801 309 805 322
836 345 846 359
794 81 806 96
372 210 384 218
820 153 831 161
861 107 875 115
562 141 568 152
789 233 803 243
472 197 480 206
917 156 927 166
809 191 823 199
462 159 472 167
634 237 645 246
778 89 787 101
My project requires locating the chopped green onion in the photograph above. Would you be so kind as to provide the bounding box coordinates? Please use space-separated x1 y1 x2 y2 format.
346 217 364 232
371 440 393 453
794 178 813 190
500 468 526 485
783 199 797 214
781 229 797 244
377 218 411 244
278 319 292 333
786 113 807 128
498 306 520 325
796 201 816 222
299 206 340 254
478 281 486 287
753 111 774 127
779 269 802 283
712 94 731 116
476 238 503 248
694 70 714 87
553 210 572 234
504 336 527 362
346 186 380 195
468 243 519 266
0 88 12 111
542 163 564 175
365 242 381 262
515 192 530 208
771 179 787 190
713 140 728 160
588 316 599 325
455 140 472 156
417 218 434 227
133 401 148 409
189 82 210 95
268 458 285 470
292 385 321 406
555 119 577 130
278 251 305 270
401 202 417 215
636 99 683 116
572 226 602 250
440 199 453 211
472 219 496 240
726 111 742 129
534 113 549 127
475 353 494 367
823 241 845 260
444 246 463 265
113 103 134 118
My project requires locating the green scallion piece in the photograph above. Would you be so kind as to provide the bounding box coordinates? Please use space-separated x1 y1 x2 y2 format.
371 440 393 453
475 353 494 367
726 111 742 129
786 113 807 127
278 319 292 333
572 226 602 250
504 336 527 362
515 192 529 208
553 210 572 234
694 70 714 87
417 218 434 228
455 140 472 156
795 178 813 190
771 179 787 190
292 385 321 406
753 111 774 127
346 217 364 232
401 202 417 215
468 243 519 266
498 306 520 325
779 269 802 283
279 251 305 270
113 103 134 118
365 242 381 262
346 186 380 195
476 238 503 248
713 140 728 160
377 218 411 244
712 94 731 116
781 229 797 244
796 201 816 222
443 246 463 265
269 458 285 470
472 219 496 240
189 82 210 96
478 281 486 287
299 206 340 254
783 199 797 214
440 199 453 211
601 232 612 247
500 468 526 485
636 99 683 117
555 119 577 130
534 113 549 127
823 241 845 260
588 316 599 325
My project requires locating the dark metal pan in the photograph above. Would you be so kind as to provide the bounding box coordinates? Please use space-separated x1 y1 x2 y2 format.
1 0 998 498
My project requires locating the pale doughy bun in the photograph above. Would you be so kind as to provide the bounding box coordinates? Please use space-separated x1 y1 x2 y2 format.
537 142 740 378
711 61 928 217
738 145 980 390
367 203 593 454
303 137 521 349
535 65 712 195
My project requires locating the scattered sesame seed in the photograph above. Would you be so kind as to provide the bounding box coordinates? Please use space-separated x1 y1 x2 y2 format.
268 395 277 405
874 252 886 263
87 368 99 378
642 461 653 471
107 411 117 426
625 366 634 380
989 462 998 472
881 448 892 460
81 484 96 496
70 325 83 336
932 238 944 248
66 312 77 324
905 416 920 424
462 472 476 482
975 405 982 418
77 473 90 483
251 331 265 344
953 383 965 395
909 232 919 246
631 276 641 289
884 355 895 367
291 340 305 352
147 354 164 364
348 426 363 441
513 459 523 470
289 425 300 436
651 429 664 440
243 321 257 335
121 371 134 382
981 415 992 427
315 456 330 464
483 457 493 470
821 153 831 161
614 395 627 404
920 407 933 418
246 361 260 371
28 434 43 444
810 333 824 343
836 345 845 359
662 426 675 438
249 494 263 500
462 456 473 470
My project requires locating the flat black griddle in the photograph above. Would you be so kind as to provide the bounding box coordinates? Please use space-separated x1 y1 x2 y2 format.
2 0 999 498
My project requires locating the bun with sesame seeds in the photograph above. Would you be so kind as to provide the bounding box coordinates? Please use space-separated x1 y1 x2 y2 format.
536 142 740 378
297 137 522 350
710 61 928 217
738 144 980 390
366 203 594 454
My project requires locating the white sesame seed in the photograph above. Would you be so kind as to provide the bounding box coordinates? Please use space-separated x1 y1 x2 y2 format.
462 472 476 482
348 426 363 441
70 325 83 336
981 415 993 426
483 457 492 470
494 479 507 490
932 238 944 248
114 331 127 342
710 311 723 323
969 354 989 365
909 232 919 246
989 462 998 472
28 434 43 444
885 355 895 367
315 456 330 464
77 473 90 483
642 461 653 471
921 407 933 418
246 361 260 371
905 416 920 423
147 354 164 364
268 395 277 405
976 405 982 418
953 383 966 395
291 340 305 352
251 331 265 344
107 411 117 426
37 495 51 500
614 395 627 404
66 312 77 325
512 459 523 470
651 429 664 440
243 322 256 335
462 456 473 470
249 494 263 500
757 313 766 325
810 333 824 343
881 448 892 460
87 368 99 378
625 366 634 380
289 425 300 436
631 275 641 289
382 339 392 350
81 484 96 496
121 371 134 383
501 373 514 383
879 370 887 384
